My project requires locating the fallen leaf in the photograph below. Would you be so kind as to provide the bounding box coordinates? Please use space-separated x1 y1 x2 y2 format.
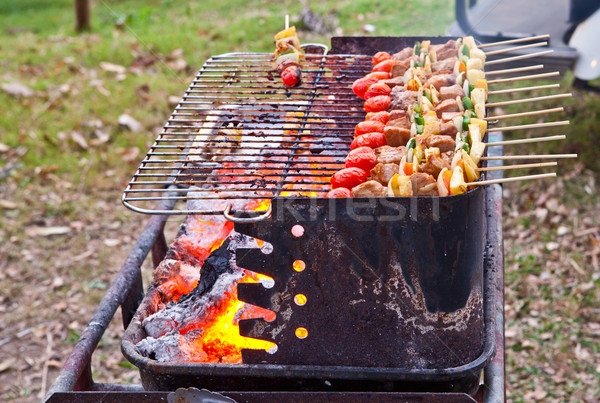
121 147 140 162
25 226 70 237
0 142 10 153
99 61 127 74
52 277 65 289
71 130 89 149
0 359 15 373
168 95 180 106
90 129 110 146
0 199 17 209
1 82 34 97
103 238 119 247
118 113 143 132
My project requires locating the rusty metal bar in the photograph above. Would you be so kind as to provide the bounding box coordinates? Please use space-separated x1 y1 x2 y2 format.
44 190 179 401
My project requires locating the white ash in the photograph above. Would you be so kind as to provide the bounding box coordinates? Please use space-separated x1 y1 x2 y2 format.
137 231 262 358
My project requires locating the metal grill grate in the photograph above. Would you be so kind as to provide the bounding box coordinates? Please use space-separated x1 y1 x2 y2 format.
122 51 372 215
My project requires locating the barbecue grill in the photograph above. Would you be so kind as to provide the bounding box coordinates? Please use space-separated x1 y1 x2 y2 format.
45 36 513 402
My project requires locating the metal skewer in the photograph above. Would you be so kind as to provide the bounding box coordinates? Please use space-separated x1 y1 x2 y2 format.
476 162 557 171
485 64 544 76
477 34 550 49
466 172 556 186
486 121 569 132
483 41 548 56
486 135 566 146
486 93 571 107
485 107 564 120
487 84 560 95
487 71 559 84
481 154 577 161
485 50 554 66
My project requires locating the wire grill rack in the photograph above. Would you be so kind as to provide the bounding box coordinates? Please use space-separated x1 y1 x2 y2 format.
122 51 372 215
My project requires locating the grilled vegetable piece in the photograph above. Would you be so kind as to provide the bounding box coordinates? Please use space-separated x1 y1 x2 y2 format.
271 26 304 87
387 174 413 197
364 82 392 99
331 167 368 189
366 110 391 124
450 166 467 195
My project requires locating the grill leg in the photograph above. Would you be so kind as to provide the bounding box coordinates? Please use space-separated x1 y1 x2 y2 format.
152 229 168 268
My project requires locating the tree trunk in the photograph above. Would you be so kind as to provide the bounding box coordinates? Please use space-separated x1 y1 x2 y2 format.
75 0 91 32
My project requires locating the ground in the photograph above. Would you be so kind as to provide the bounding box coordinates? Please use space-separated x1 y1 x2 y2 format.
0 1 599 402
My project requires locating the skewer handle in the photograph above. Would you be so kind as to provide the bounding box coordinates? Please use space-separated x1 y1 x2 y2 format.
486 93 571 107
483 41 548 56
477 162 557 171
487 121 569 132
487 83 560 95
486 135 566 146
485 49 554 66
485 64 543 76
467 172 556 186
486 107 564 121
478 34 550 49
481 154 578 160
487 71 559 84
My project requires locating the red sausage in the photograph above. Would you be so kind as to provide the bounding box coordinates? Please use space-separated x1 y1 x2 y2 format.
345 147 378 171
352 76 379 99
364 82 392 99
325 188 352 198
355 120 385 137
372 59 394 73
364 95 392 113
350 132 387 149
330 167 368 189
373 51 392 66
365 111 390 124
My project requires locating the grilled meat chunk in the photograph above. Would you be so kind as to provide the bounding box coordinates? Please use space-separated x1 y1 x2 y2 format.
390 88 418 111
425 73 457 91
439 121 458 137
391 55 419 77
431 40 458 60
352 180 387 197
427 135 456 153
434 98 460 118
380 76 405 89
374 145 407 164
371 163 399 185
392 47 414 61
410 172 438 196
420 154 451 178
384 126 411 147
440 84 465 101
432 56 457 73
389 109 408 121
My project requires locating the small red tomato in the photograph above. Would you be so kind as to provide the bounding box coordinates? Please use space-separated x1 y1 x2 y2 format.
325 188 352 198
352 76 378 99
364 82 392 100
345 147 378 171
373 51 392 66
364 95 392 113
365 111 390 124
372 59 394 73
365 71 390 80
350 132 387 150
355 120 385 137
330 167 368 189
281 65 302 87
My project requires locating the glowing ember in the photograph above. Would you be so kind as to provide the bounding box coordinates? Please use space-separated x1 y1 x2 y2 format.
179 270 276 363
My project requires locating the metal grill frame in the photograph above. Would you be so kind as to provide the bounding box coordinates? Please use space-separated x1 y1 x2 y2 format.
122 48 373 216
